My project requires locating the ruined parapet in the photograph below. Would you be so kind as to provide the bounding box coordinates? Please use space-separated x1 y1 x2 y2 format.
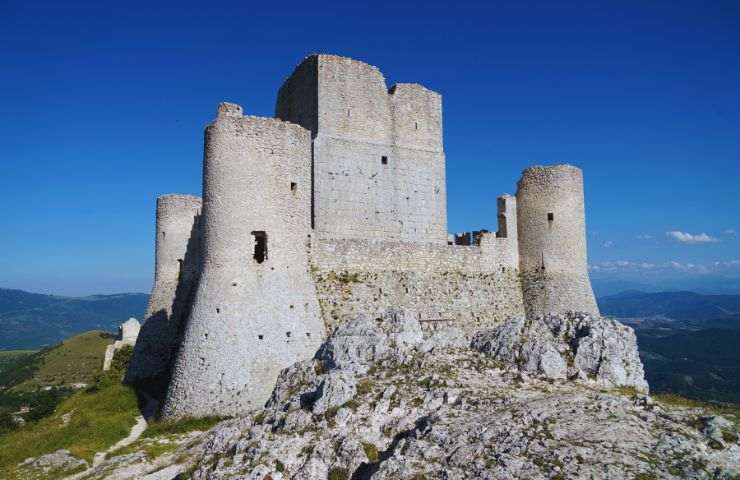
119 318 141 345
162 103 324 419
478 194 519 268
276 54 447 244
104 318 140 371
125 194 201 394
516 165 598 317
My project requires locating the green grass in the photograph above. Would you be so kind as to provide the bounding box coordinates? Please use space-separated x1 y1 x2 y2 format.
0 343 139 478
0 382 139 477
12 331 114 391
141 415 225 439
361 441 379 462
652 393 740 426
328 467 349 480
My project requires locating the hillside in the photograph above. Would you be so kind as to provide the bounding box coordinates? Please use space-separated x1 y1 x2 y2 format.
0 288 148 350
599 290 740 406
598 290 740 321
0 331 115 392
639 329 740 405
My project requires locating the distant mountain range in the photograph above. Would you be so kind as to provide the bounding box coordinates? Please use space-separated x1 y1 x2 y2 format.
599 290 740 322
0 289 148 350
599 290 740 405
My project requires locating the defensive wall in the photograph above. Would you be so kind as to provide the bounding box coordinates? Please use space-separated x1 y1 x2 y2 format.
128 54 601 419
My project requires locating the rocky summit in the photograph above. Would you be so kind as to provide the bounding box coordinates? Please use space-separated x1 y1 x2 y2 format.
53 310 738 479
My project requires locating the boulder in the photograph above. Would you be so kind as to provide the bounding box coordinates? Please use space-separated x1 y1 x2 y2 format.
472 312 648 392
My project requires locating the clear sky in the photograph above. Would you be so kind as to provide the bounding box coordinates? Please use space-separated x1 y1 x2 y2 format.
1 0 738 296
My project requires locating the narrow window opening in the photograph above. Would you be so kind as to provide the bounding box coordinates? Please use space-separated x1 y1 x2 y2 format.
290 182 297 193
415 121 418 130
216 308 220 314
547 212 554 222
232 282 237 287
177 259 183 281
251 231 267 263
258 334 263 340
306 332 311 337
286 331 291 338
381 155 388 165
162 231 166 238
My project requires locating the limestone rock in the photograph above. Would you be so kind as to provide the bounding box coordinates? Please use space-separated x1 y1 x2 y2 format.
76 311 739 480
311 371 357 415
19 449 88 474
316 308 424 374
472 311 648 392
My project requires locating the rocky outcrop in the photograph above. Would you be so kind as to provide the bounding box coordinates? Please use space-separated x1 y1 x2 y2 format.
18 449 88 475
472 311 648 392
68 310 738 480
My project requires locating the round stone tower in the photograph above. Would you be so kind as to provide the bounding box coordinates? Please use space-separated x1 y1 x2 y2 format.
126 194 201 397
516 164 599 318
161 103 324 419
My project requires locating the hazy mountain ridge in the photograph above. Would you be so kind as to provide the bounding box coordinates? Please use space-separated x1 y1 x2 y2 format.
0 289 148 350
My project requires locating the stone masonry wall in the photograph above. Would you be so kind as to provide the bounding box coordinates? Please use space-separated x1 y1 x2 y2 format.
126 194 201 397
276 54 447 243
163 103 324 419
516 164 599 317
309 235 524 333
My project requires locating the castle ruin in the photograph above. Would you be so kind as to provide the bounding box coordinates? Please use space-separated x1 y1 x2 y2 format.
126 54 599 419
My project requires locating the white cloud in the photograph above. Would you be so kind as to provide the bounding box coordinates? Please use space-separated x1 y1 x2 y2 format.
589 259 740 275
666 231 719 244
589 261 656 272
635 234 653 240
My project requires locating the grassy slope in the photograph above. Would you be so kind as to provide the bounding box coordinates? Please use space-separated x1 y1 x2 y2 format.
0 347 140 478
11 331 114 391
0 351 37 381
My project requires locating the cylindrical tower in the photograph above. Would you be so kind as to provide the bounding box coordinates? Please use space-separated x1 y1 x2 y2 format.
126 194 201 397
516 164 599 318
162 103 324 419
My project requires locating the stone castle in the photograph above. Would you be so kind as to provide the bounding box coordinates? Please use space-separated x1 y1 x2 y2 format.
126 54 599 419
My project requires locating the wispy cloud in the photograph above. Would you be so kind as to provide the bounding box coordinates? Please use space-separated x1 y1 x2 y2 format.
725 229 737 237
589 261 656 272
634 234 653 240
666 231 719 244
601 241 614 248
589 259 740 274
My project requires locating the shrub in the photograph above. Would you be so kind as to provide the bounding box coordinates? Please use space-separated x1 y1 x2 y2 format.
327 467 348 480
361 441 379 462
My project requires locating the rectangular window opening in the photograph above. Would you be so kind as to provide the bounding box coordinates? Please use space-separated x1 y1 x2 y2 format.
381 155 388 165
290 182 297 193
547 212 554 222
251 231 267 264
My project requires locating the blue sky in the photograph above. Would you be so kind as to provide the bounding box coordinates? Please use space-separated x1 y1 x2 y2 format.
1 0 738 296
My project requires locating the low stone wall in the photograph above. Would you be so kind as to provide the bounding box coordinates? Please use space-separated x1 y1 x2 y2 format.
309 237 525 332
